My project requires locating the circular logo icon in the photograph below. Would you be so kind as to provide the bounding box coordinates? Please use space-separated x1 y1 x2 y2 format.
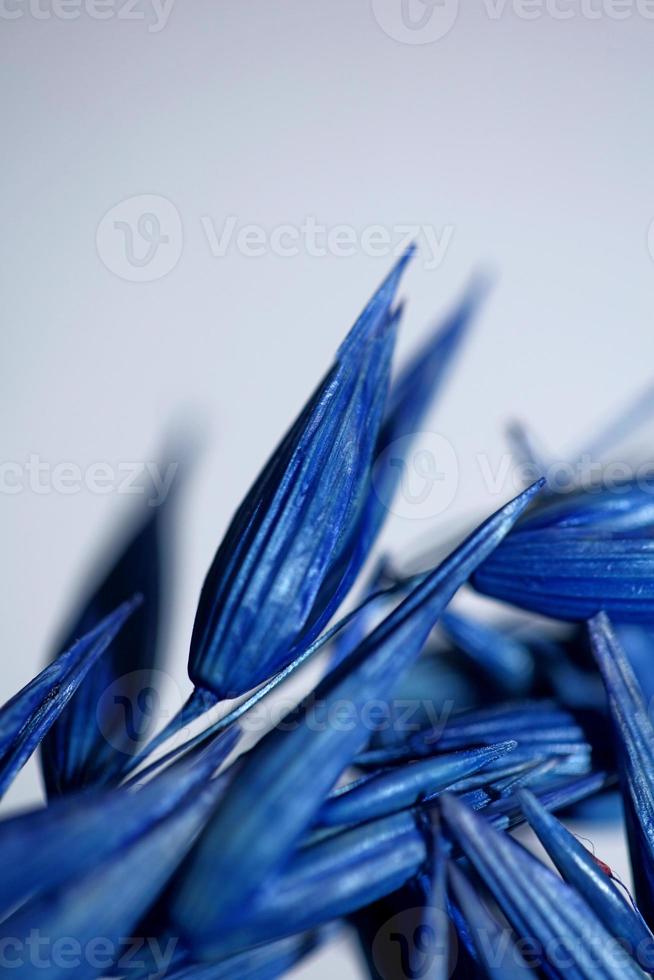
96 669 186 755
96 194 183 282
372 431 459 521
372 906 458 979
371 0 460 44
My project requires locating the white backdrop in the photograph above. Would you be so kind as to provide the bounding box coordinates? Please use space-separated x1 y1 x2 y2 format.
1 2 652 975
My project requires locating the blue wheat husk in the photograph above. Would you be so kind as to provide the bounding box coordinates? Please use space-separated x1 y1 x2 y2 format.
5 261 654 980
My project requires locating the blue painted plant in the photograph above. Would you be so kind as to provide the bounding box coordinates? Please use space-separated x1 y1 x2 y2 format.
4 250 654 978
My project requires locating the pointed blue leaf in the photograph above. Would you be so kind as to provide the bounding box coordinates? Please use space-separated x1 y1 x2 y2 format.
432 700 587 753
521 481 654 533
0 597 140 799
169 481 544 956
2 773 228 980
356 699 588 767
474 487 654 621
441 792 644 979
202 811 430 959
589 611 654 927
485 771 613 831
188 252 411 703
317 741 516 828
614 623 654 706
445 754 544 794
0 726 238 918
448 861 534 979
518 787 654 968
41 502 167 795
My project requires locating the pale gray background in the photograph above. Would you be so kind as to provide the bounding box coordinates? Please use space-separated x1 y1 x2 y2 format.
1 1 652 975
